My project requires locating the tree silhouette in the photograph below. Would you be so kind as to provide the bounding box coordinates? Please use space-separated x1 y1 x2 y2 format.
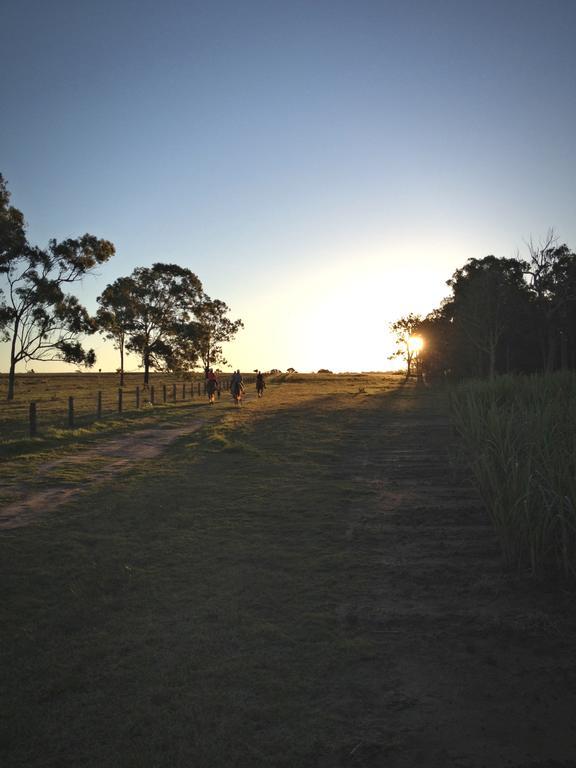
96 277 137 386
0 174 115 400
404 238 576 380
121 264 204 384
445 256 529 379
523 232 576 370
192 297 244 372
388 313 423 379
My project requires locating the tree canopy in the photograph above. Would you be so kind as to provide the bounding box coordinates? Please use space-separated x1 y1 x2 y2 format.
394 234 576 381
1 175 244 392
193 297 244 372
96 277 137 387
119 263 204 384
95 265 243 384
0 174 115 400
388 313 423 379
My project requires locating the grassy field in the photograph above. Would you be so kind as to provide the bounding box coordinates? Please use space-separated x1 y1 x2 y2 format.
0 373 398 766
1 372 575 767
0 371 255 441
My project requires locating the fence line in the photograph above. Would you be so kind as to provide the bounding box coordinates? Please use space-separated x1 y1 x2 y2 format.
0 375 257 438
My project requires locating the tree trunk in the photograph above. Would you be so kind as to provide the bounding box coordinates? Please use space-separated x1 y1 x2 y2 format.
488 346 496 379
7 359 16 401
560 331 568 370
538 328 548 372
143 351 150 385
203 341 211 372
404 342 412 380
120 342 125 387
545 327 557 371
7 325 19 401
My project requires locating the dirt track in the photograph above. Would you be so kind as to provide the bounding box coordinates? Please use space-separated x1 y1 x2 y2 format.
338 384 576 767
0 423 202 530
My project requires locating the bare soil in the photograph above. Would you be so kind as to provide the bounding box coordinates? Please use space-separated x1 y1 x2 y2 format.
0 422 202 530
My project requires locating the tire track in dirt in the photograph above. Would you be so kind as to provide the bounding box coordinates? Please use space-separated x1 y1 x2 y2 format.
0 422 203 530
337 383 576 767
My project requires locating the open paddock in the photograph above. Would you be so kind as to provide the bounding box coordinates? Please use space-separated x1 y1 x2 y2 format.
0 371 257 440
1 373 575 768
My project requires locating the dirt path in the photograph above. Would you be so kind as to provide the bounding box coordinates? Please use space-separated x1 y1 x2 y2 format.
1 380 575 767
339 384 576 767
0 422 203 530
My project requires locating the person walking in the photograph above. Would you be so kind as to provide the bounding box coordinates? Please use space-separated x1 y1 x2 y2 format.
230 369 244 406
256 371 265 398
206 368 218 404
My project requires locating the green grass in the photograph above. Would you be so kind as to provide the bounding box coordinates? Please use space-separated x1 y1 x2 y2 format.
0 373 407 768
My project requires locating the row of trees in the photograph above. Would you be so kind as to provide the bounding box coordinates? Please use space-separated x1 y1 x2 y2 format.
96 267 242 387
0 174 243 400
391 233 576 380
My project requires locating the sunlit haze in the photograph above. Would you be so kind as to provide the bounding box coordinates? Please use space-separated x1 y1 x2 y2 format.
408 336 424 355
2 0 575 373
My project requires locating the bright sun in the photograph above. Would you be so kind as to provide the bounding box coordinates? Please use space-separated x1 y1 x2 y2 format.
408 335 424 354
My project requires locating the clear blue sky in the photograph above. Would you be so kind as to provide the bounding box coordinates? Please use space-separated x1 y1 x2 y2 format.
2 0 575 372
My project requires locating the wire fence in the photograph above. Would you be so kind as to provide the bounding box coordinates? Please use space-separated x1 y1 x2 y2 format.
0 372 255 439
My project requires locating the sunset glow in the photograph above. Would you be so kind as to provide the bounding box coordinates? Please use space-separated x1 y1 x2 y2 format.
408 336 424 355
1 2 575 375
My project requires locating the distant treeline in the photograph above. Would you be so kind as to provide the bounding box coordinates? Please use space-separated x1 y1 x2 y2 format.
397 233 576 380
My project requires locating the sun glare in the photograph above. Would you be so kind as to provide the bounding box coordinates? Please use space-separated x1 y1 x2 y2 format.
218 259 442 372
408 335 424 354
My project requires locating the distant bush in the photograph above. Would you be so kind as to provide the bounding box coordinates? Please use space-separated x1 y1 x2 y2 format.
317 369 333 374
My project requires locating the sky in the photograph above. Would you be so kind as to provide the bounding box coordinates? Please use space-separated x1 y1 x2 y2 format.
1 0 575 373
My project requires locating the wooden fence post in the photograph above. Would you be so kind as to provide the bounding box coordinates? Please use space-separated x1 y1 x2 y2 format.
172 383 177 402
29 401 37 437
150 385 155 404
197 381 201 396
68 396 74 429
162 384 167 403
136 386 140 409
97 391 102 420
118 388 123 414
182 383 186 400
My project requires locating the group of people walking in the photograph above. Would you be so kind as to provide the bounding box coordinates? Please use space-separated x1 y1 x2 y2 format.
204 368 266 406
